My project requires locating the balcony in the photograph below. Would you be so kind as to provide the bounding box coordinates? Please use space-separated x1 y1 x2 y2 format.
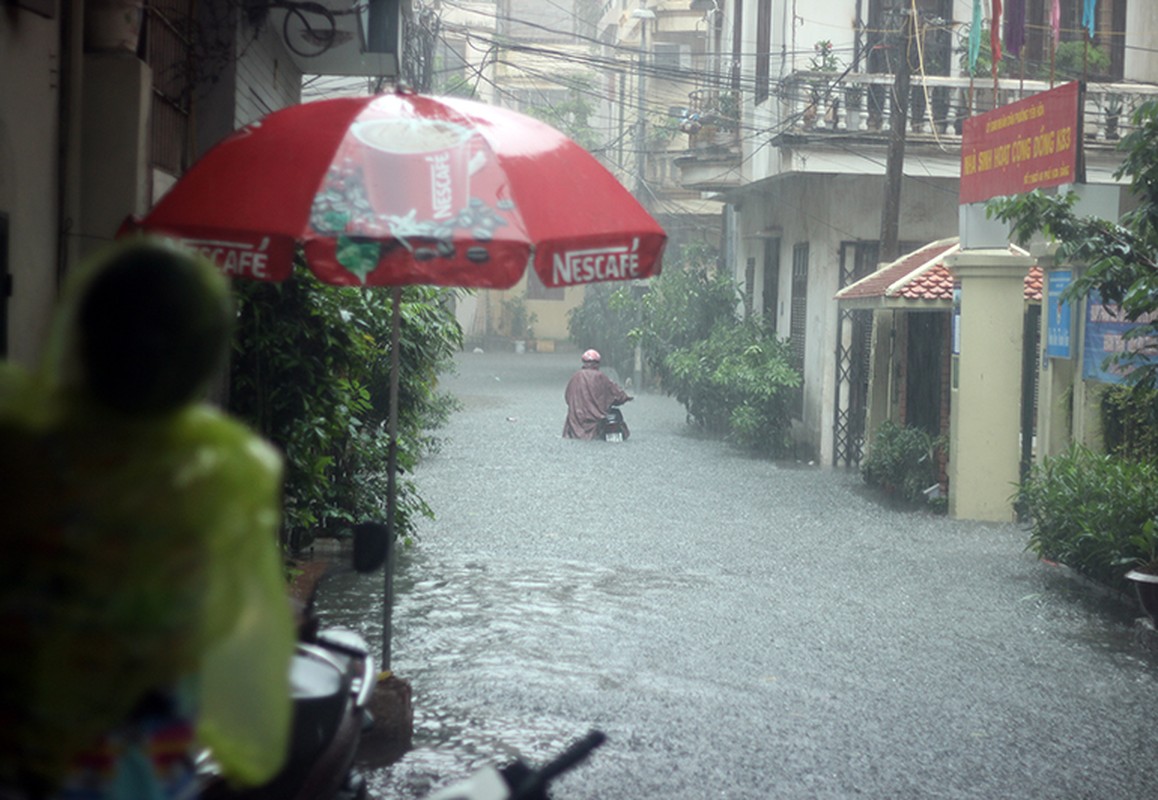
674 88 743 192
774 71 1158 146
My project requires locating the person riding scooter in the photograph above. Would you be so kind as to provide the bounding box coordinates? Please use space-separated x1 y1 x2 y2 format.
562 349 632 440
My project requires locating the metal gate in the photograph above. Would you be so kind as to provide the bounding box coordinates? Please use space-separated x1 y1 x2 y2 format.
832 242 878 467
1020 303 1042 486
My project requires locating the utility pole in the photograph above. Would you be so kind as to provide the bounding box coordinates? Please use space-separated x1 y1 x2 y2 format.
879 10 914 264
631 6 656 204
631 4 655 392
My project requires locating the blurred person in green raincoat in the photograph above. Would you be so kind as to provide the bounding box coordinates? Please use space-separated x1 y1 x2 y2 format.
0 240 294 798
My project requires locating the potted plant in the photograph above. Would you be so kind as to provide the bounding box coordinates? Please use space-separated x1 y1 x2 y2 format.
1104 94 1124 140
861 421 946 510
715 91 740 131
1124 517 1158 625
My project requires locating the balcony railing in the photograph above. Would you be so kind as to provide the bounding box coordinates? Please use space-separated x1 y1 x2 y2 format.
680 88 742 152
776 71 1158 143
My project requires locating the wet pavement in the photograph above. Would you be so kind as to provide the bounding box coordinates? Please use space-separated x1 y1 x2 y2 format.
318 349 1158 799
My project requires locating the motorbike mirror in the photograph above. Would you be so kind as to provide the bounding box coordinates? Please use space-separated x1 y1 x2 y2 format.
352 521 390 573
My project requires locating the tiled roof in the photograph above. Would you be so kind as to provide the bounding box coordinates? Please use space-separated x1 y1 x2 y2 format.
835 239 960 302
1024 265 1043 302
835 237 1042 306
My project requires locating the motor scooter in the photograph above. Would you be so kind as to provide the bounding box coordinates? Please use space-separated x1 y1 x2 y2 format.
426 730 606 800
597 404 629 442
197 522 390 800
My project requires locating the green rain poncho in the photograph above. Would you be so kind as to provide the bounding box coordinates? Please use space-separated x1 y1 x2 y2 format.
0 241 294 792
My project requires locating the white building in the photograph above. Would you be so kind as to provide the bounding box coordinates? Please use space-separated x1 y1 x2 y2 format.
1 0 405 368
675 0 1158 465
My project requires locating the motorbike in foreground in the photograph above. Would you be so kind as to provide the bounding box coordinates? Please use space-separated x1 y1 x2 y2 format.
197 523 390 800
427 730 606 800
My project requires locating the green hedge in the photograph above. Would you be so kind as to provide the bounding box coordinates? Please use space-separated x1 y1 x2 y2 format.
664 319 800 454
861 421 944 509
228 266 461 547
1017 445 1158 589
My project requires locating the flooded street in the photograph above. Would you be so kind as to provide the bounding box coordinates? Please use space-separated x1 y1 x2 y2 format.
318 349 1158 799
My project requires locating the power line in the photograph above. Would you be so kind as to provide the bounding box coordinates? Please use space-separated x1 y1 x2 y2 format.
415 3 1134 210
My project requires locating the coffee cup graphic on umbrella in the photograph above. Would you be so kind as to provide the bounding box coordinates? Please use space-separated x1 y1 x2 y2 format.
311 115 508 265
353 117 477 224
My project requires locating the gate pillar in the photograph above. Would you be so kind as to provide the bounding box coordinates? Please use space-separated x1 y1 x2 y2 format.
945 249 1035 521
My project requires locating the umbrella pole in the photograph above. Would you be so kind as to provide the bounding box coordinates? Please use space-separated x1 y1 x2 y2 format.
383 285 402 670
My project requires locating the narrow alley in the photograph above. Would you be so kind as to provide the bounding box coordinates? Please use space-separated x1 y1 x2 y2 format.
321 349 1158 800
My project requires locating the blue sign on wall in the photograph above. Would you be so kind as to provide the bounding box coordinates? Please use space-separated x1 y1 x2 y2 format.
1083 289 1158 383
1045 270 1073 359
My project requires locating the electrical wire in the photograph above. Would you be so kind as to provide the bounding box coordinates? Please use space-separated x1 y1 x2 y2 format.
396 3 1141 208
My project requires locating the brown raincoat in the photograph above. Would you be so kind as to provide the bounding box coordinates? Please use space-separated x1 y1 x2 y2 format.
562 363 631 439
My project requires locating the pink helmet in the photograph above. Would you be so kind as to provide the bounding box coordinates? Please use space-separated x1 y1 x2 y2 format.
581 349 601 363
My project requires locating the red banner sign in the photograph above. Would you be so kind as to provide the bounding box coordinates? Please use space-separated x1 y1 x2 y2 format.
959 81 1084 204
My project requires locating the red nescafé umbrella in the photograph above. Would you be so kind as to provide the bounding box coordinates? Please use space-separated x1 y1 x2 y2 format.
129 88 666 289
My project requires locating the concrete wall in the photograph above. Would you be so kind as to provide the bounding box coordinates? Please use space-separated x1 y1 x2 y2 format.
733 171 957 463
79 53 151 258
234 18 304 130
1 1 304 371
1125 1 1158 81
757 2 973 79
0 2 77 367
475 282 583 343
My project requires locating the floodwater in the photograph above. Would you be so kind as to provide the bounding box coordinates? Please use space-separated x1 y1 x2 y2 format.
317 349 1158 800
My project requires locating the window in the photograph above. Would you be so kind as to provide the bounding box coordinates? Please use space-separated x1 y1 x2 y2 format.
653 43 690 73
867 0 952 76
731 0 744 92
147 1 196 180
762 238 780 330
1024 0 1126 81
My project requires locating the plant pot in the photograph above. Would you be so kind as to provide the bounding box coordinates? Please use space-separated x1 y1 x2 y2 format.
1125 569 1158 624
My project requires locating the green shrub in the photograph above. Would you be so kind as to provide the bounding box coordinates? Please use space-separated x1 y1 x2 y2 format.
1101 385 1158 463
632 247 737 387
1017 445 1158 589
570 243 800 455
228 265 461 548
664 319 800 454
862 421 943 507
567 283 639 381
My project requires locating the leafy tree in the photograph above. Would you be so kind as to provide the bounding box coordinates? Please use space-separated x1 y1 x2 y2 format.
631 242 737 387
566 282 644 381
664 318 800 454
1017 445 1158 588
1101 385 1158 462
228 265 462 549
988 99 1158 389
862 421 944 508
569 242 729 386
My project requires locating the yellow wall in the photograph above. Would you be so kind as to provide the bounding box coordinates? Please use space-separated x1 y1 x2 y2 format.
476 282 585 343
